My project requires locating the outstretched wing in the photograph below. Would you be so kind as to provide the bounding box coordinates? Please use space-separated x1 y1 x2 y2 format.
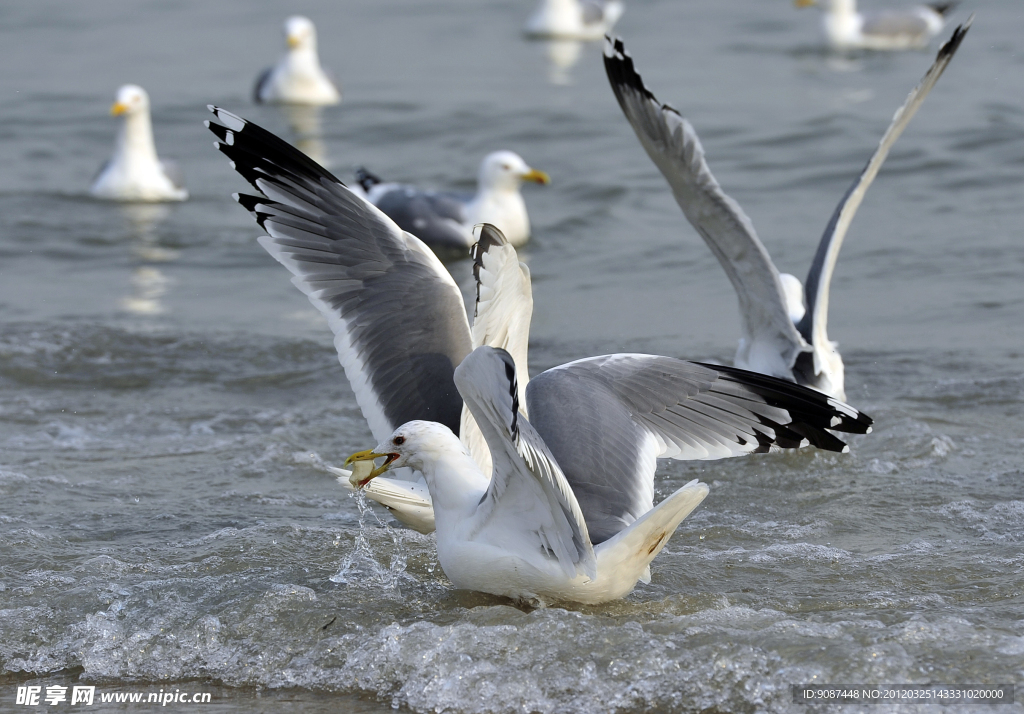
604 36 808 375
527 354 872 544
798 20 972 354
455 347 595 581
206 106 473 442
459 224 535 474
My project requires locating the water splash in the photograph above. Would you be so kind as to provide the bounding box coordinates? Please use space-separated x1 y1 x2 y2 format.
330 490 409 594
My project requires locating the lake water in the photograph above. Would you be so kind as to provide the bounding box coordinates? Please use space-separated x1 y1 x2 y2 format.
1 1 1023 712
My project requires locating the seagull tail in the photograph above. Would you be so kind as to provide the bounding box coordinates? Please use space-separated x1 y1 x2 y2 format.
593 479 709 588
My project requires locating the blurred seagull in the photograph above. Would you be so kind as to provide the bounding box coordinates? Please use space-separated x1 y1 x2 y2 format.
795 0 957 51
90 85 187 202
206 108 873 537
604 22 970 401
254 16 340 105
525 0 625 40
354 152 550 255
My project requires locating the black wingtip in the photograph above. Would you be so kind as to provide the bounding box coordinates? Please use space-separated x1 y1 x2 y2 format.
470 224 509 318
500 351 520 441
602 35 681 119
937 15 972 61
927 2 958 18
355 167 383 193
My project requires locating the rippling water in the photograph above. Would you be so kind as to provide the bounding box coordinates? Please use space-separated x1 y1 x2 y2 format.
2 1 1023 712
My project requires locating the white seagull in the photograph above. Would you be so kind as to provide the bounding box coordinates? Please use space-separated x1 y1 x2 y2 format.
525 0 625 41
604 23 970 401
346 345 869 604
353 152 550 255
90 85 187 202
254 16 340 106
205 107 872 540
795 0 957 51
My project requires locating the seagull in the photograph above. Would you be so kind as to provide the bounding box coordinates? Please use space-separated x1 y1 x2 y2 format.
525 0 625 41
90 85 187 202
205 107 873 538
795 0 957 51
347 345 870 604
254 16 341 106
604 22 970 401
353 152 550 255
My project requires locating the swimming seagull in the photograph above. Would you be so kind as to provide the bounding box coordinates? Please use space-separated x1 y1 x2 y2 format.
347 345 870 604
254 16 341 106
354 152 550 255
205 107 873 538
604 22 970 401
795 0 957 51
525 0 625 40
90 85 187 202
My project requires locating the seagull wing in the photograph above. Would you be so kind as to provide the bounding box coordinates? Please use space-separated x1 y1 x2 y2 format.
527 354 872 544
604 37 808 375
455 347 596 581
206 106 473 442
459 224 535 473
371 186 472 251
797 20 972 354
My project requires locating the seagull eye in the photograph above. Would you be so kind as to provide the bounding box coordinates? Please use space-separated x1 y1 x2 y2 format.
502 164 510 170
393 436 405 446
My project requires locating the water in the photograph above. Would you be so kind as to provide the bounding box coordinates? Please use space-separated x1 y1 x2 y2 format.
1 0 1023 712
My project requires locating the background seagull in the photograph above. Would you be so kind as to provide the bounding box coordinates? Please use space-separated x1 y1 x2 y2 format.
90 85 187 202
354 152 550 256
525 0 625 40
795 0 957 51
254 16 340 106
206 108 872 537
604 23 970 401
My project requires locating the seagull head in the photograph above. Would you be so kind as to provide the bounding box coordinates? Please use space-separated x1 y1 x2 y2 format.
110 85 150 117
344 421 459 488
284 15 317 51
478 151 550 192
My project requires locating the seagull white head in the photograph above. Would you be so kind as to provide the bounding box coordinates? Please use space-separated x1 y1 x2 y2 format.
111 84 150 117
345 421 460 487
284 15 318 51
478 151 550 192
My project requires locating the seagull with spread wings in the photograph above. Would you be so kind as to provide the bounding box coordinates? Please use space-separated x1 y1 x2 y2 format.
604 22 971 401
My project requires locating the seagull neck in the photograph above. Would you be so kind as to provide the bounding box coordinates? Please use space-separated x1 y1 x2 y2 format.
116 111 159 166
417 449 489 530
827 0 857 18
286 46 325 76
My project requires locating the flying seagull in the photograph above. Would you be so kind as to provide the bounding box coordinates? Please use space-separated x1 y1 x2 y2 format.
795 0 957 51
205 108 872 539
91 85 187 202
604 21 971 400
254 16 341 106
353 151 550 256
347 345 869 604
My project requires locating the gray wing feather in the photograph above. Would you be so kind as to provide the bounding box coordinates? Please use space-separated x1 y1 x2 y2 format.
604 38 808 372
253 67 273 103
798 20 971 350
372 186 472 251
206 107 472 442
527 354 873 544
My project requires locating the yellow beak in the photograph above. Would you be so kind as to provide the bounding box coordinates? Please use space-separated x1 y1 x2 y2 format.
110 102 129 116
794 0 817 7
521 168 550 185
344 449 398 487
287 34 301 49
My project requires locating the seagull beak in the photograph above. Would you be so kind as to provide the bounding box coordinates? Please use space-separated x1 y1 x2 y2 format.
344 449 399 487
521 168 550 185
110 102 129 116
287 34 301 49
794 0 817 7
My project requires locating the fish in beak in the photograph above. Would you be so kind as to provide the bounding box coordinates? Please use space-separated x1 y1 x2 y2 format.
344 449 399 488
